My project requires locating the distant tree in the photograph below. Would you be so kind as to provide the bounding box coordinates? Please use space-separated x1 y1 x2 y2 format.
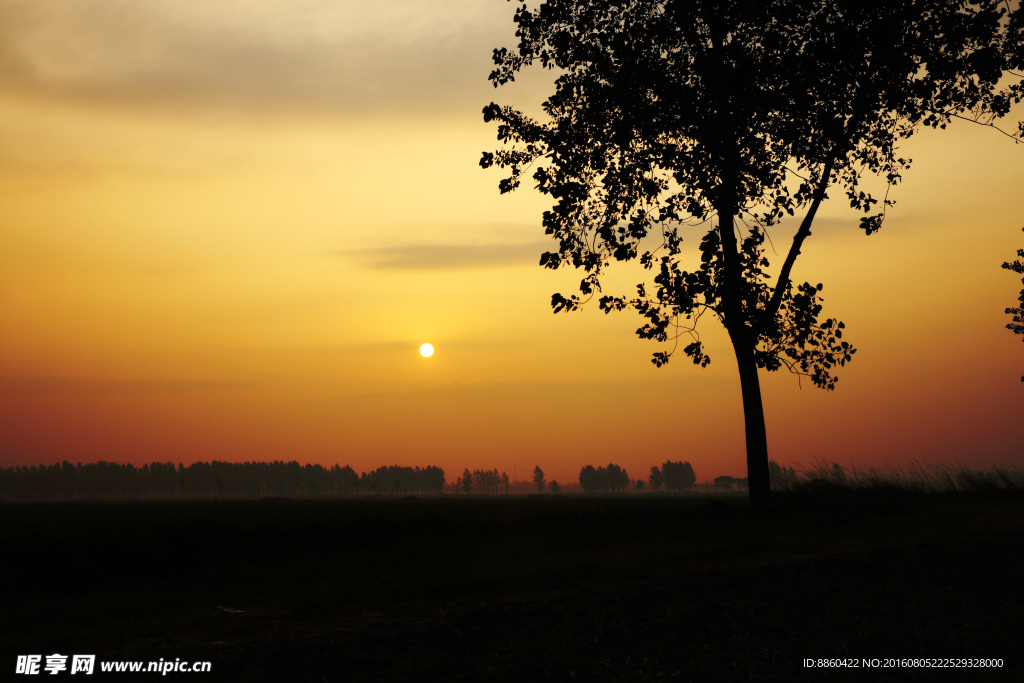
714 475 738 491
549 480 560 494
484 0 1024 507
648 466 664 492
606 463 630 492
661 461 697 492
424 466 447 494
579 463 630 492
579 465 602 494
472 468 504 494
460 468 473 495
533 465 546 493
635 480 645 492
1004 228 1024 381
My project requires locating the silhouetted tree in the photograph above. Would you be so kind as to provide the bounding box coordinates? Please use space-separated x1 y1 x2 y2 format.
635 480 645 492
484 0 1024 506
533 465 546 492
660 461 697 492
549 480 560 493
1004 228 1024 381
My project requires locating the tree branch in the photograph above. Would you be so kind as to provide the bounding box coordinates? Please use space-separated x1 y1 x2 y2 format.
754 152 837 336
946 112 1022 142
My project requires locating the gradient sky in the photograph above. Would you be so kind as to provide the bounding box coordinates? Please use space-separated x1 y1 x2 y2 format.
1 0 1022 485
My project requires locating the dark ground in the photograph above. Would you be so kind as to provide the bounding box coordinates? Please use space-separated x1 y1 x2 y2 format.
1 491 1021 681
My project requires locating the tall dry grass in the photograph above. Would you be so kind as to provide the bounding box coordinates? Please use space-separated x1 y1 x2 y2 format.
774 459 1024 494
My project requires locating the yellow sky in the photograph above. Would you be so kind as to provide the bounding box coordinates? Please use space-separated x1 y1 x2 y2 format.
1 1 1022 484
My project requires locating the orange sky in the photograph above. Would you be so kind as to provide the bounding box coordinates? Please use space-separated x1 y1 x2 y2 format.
1 1 1022 485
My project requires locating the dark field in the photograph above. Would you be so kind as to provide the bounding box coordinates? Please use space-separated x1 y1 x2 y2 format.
2 491 1021 681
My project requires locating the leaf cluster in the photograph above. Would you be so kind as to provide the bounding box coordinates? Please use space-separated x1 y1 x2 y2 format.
1003 227 1024 380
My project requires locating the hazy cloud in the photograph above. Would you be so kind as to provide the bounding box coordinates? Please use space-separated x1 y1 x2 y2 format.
338 241 551 270
0 0 524 116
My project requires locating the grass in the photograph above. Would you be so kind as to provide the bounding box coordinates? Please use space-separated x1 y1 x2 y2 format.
1 483 1021 681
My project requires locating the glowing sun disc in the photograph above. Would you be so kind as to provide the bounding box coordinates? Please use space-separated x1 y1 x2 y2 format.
419 343 435 358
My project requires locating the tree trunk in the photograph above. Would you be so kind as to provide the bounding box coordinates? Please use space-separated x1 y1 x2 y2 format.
730 333 772 508
717 200 772 508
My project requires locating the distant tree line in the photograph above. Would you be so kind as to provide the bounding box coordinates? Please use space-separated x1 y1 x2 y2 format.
1 457 811 501
0 460 445 501
570 460 801 494
578 463 631 493
361 465 446 495
455 468 510 494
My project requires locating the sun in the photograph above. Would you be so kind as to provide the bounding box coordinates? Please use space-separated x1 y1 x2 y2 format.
419 343 435 358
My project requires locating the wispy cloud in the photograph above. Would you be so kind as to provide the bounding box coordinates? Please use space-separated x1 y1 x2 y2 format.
336 241 551 270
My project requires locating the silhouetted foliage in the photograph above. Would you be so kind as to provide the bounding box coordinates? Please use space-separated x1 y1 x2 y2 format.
549 480 560 494
0 460 444 501
1004 227 1024 381
484 0 1024 506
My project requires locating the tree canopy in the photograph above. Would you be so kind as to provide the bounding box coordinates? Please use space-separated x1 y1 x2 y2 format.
483 0 1024 506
